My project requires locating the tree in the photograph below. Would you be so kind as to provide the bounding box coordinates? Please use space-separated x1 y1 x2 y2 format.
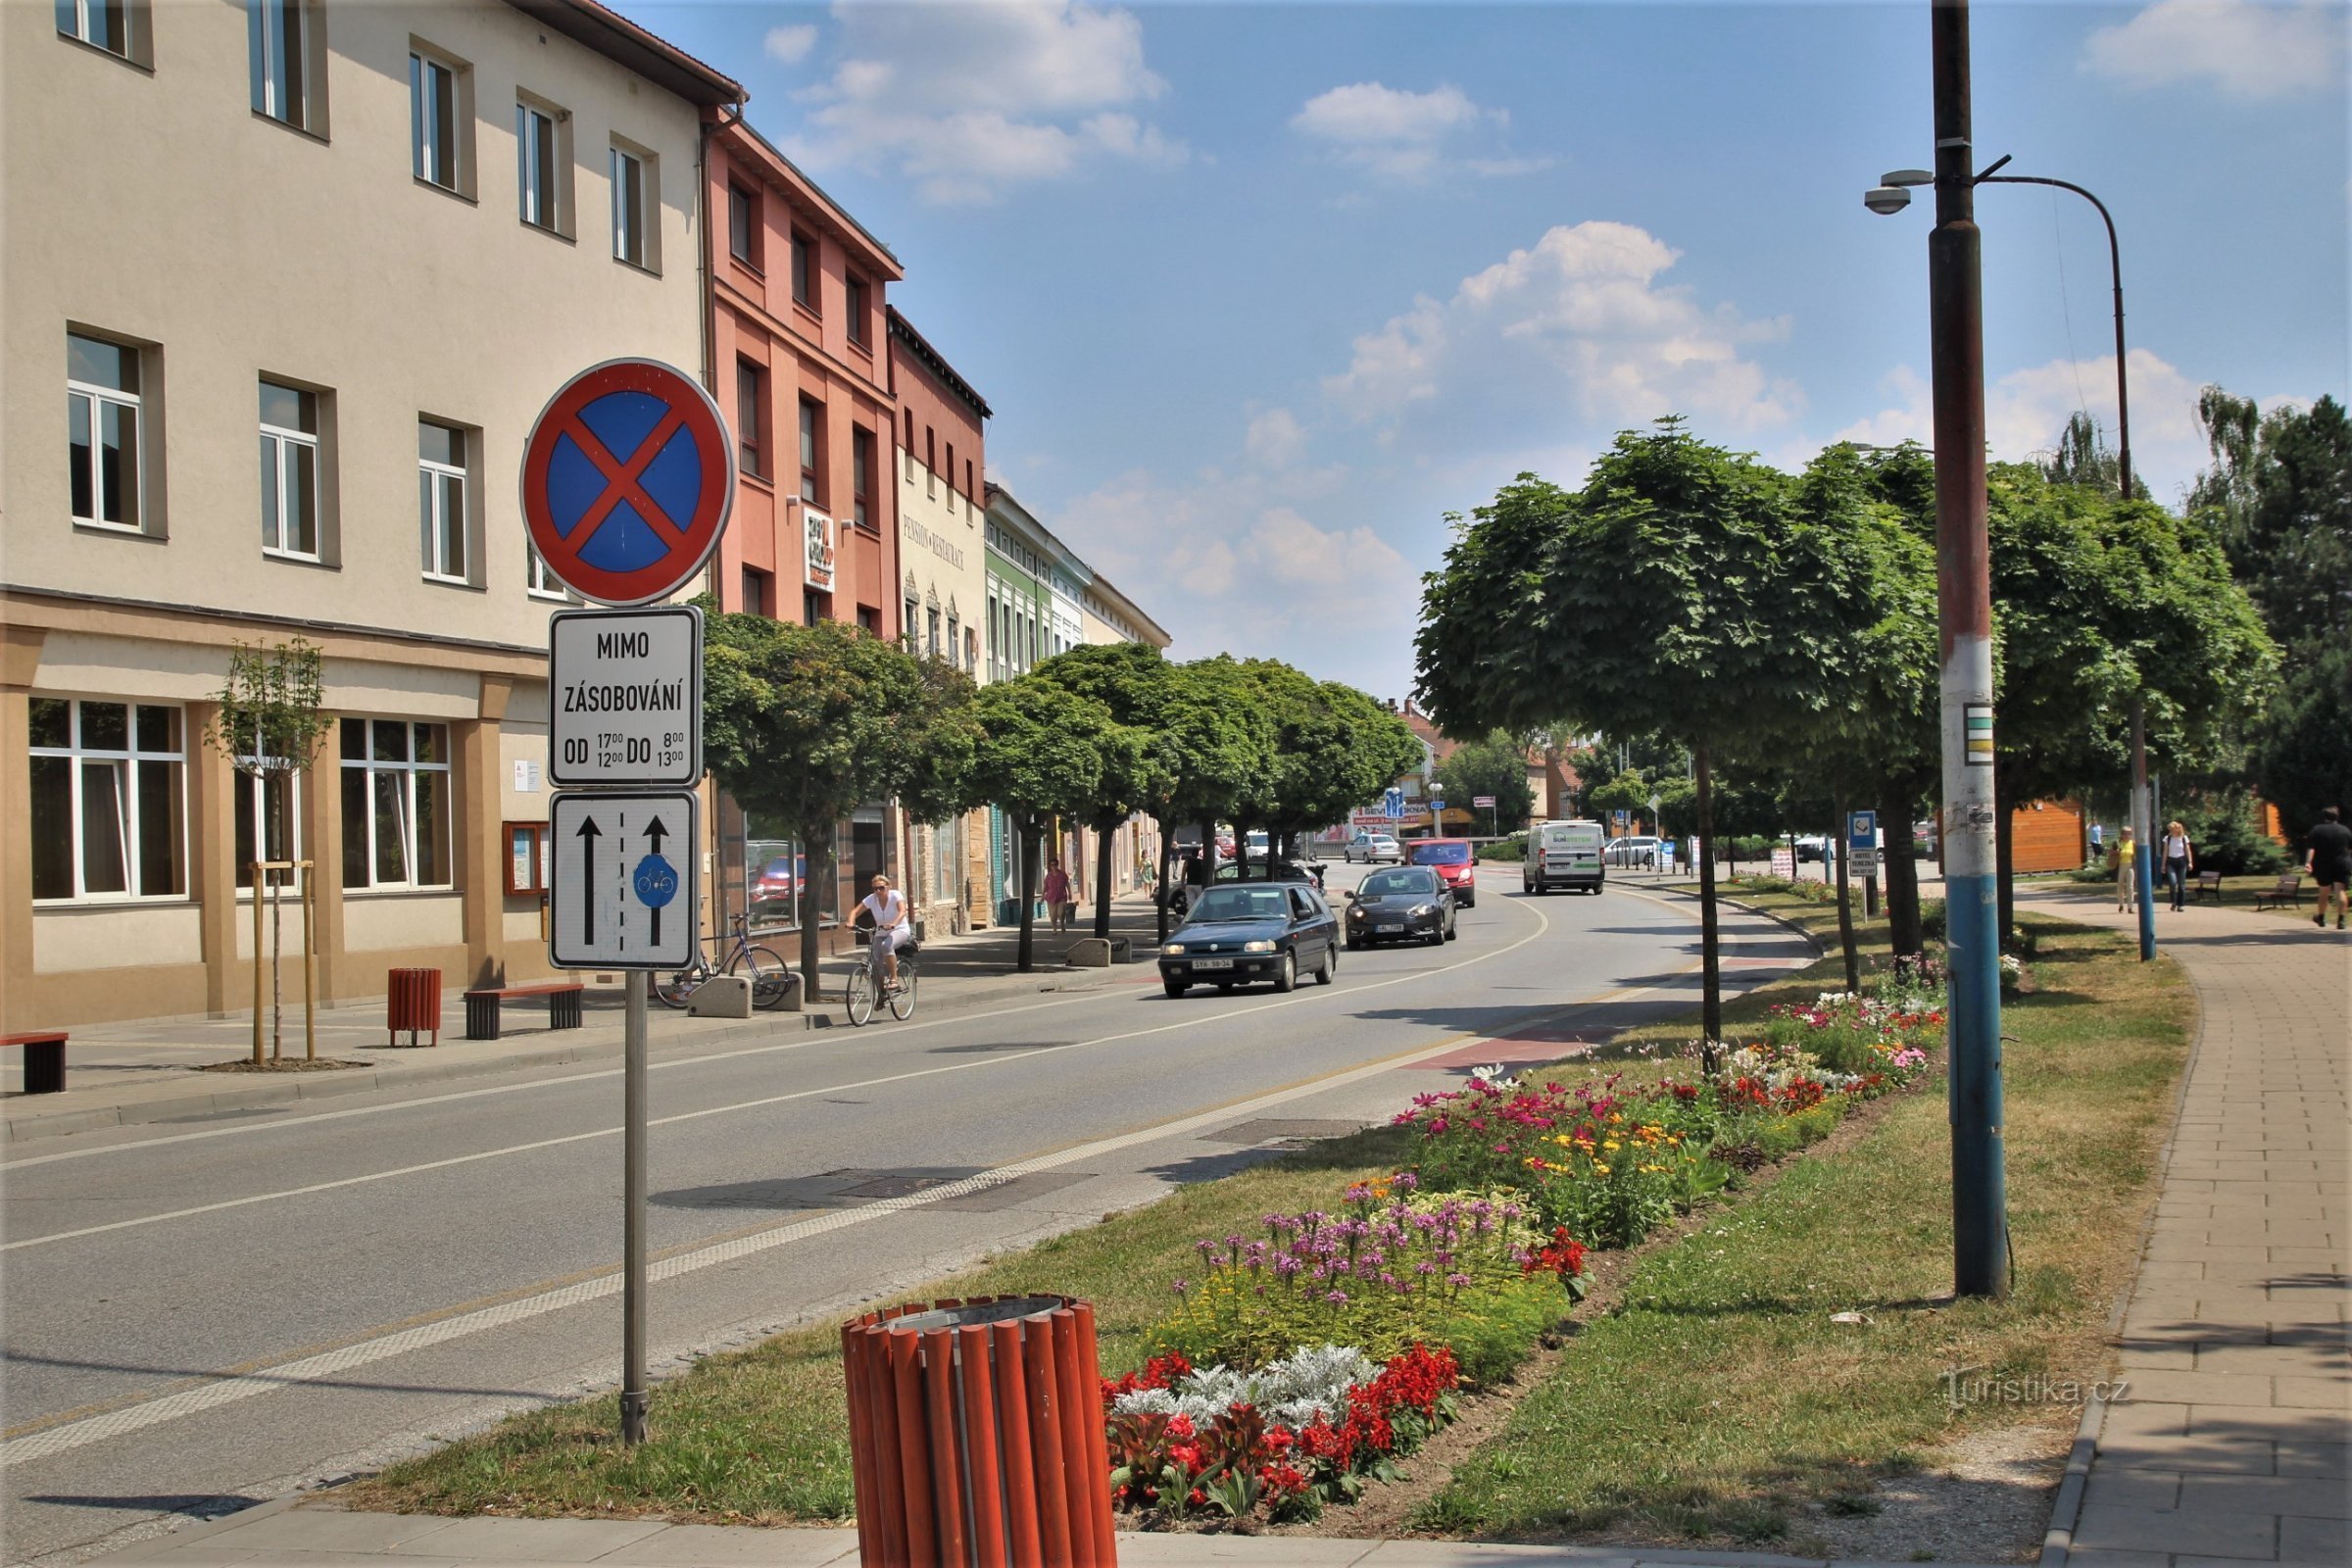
2040 411 2149 502
1225 662 1418 874
1143 658 1273 940
1031 642 1173 939
1418 419 1891 1061
966 677 1132 972
702 614 976 997
205 639 334 1064
1430 733 1543 841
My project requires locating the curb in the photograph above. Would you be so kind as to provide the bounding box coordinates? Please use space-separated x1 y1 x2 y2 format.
79 1490 310 1564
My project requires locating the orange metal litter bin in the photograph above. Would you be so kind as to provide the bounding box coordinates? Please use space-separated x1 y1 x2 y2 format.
386 967 442 1047
841 1295 1117 1568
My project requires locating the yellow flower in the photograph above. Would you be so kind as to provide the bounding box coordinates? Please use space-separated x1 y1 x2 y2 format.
1602 1139 1621 1152
1593 1163 1612 1176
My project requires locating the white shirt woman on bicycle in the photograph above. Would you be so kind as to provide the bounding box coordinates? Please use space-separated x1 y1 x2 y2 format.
858 876 911 983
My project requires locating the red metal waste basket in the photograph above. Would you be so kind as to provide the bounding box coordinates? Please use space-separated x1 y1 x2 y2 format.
386 967 442 1047
841 1295 1116 1568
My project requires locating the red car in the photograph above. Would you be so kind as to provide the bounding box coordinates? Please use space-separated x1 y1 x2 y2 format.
1407 838 1477 908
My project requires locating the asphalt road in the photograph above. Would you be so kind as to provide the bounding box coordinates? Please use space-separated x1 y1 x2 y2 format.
1 865 1812 1565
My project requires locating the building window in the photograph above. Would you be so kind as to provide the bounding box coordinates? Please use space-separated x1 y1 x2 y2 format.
68 331 143 532
28 699 186 902
903 407 915 478
736 360 765 479
611 144 656 270
516 99 568 232
728 183 759 266
925 428 936 497
259 379 321 561
947 608 961 665
965 626 979 674
234 766 302 892
58 0 139 61
249 0 319 132
965 458 975 502
805 589 827 626
339 718 452 890
905 594 920 648
417 419 469 583
741 565 770 617
409 48 467 192
946 442 957 513
926 606 942 658
526 544 568 601
799 398 821 504
846 274 867 345
790 229 814 309
857 605 879 633
852 426 874 527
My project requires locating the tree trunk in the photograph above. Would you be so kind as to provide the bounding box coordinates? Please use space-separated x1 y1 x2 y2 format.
1155 826 1173 944
1833 787 1859 994
1016 821 1041 973
1094 818 1114 939
1883 785 1924 956
1694 741 1722 1071
798 818 833 1001
1200 819 1218 879
1994 759 2016 950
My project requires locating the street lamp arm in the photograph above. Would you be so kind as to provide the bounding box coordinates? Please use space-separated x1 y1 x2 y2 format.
1974 172 2130 503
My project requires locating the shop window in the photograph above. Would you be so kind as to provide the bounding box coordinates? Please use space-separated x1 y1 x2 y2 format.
28 698 186 902
338 717 452 889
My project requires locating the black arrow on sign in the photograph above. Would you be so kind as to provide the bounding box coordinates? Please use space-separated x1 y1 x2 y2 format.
575 815 602 945
643 814 671 949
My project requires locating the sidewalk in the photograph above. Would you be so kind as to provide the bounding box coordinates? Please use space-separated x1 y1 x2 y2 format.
97 1497 2018 1567
1 898 1169 1146
2016 887 2351 1566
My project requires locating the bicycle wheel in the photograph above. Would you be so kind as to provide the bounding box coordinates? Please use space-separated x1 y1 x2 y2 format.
845 965 874 1027
887 959 917 1020
731 946 794 1010
655 963 705 1008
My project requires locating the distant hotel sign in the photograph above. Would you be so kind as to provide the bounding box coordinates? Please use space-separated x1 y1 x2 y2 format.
803 505 837 594
901 515 967 571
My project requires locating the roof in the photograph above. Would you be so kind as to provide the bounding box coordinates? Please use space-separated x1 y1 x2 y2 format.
888 308 993 420
507 0 743 107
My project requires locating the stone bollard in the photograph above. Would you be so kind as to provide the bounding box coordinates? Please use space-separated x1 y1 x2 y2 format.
687 975 754 1017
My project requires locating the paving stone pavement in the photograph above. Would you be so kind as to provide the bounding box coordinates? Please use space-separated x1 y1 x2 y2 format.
2017 889 2351 1566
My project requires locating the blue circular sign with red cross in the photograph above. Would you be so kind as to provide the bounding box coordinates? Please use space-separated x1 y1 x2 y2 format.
520 359 734 607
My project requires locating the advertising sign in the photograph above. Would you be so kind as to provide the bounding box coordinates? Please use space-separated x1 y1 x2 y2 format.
803 505 837 594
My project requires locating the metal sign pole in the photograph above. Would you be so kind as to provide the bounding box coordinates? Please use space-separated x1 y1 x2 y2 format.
622 967 649 1444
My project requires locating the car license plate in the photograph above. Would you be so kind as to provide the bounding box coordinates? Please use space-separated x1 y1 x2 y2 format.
1194 957 1234 970
1377 922 1403 933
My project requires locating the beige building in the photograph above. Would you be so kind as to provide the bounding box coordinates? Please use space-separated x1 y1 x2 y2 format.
2 0 737 1026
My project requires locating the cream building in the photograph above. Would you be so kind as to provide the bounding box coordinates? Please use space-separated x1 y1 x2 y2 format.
2 0 736 1026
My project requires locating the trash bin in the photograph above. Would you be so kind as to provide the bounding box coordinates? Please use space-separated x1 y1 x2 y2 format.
386 967 441 1048
841 1294 1116 1568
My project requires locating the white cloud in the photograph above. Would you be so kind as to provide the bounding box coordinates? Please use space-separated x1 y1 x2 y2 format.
1820 349 2214 503
762 24 817 66
1291 81 1545 182
2083 1 2345 99
1245 408 1306 469
1322 220 1799 432
782 2 1185 204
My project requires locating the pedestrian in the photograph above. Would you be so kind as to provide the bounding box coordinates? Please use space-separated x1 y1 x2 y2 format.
2160 820 2194 911
1042 858 1072 933
2089 820 2104 862
2116 821 2138 911
2305 806 2352 931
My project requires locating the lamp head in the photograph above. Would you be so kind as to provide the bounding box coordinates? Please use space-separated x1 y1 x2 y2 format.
1881 169 1935 188
1863 185 1912 216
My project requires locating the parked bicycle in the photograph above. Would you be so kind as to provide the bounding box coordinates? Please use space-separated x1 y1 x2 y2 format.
844 926 918 1026
656 912 792 1010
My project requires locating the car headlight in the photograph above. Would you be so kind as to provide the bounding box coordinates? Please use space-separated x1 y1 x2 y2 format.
1241 939 1277 954
1347 906 1366 920
1162 943 1187 956
1410 904 1437 917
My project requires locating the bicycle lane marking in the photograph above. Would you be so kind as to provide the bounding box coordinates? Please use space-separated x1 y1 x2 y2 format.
0 894 1554 1251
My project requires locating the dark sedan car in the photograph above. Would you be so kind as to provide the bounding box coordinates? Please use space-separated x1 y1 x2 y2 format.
1159 882 1341 997
1345 865 1456 949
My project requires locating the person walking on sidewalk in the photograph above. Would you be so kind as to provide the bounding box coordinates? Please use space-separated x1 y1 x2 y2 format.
1042 858 1072 933
2116 821 2138 911
2305 806 2352 930
2161 820 2195 911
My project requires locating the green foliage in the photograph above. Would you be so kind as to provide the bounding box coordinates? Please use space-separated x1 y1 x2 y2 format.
1435 730 1537 833
205 637 332 778
1030 642 1172 830
1230 662 1420 851
2175 786 2289 876
967 676 1129 836
1477 834 1527 862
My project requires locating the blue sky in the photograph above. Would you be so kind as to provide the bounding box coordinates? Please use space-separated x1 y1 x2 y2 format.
614 1 2349 703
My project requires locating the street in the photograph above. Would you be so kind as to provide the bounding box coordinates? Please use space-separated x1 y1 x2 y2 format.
1 866 1811 1565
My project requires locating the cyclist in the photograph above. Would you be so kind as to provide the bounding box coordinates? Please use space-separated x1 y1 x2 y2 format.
857 873 912 988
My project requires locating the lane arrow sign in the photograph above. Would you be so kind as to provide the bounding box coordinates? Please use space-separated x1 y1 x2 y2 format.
576 816 602 944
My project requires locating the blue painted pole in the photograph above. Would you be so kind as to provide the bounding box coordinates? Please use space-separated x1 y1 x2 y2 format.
2132 697 2157 958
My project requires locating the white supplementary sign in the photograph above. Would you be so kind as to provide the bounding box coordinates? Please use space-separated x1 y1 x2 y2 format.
549 791 700 969
549 606 702 788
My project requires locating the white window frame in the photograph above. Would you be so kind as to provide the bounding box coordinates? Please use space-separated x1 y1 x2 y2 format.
67 333 144 533
418 421 469 584
526 544 571 602
410 49 461 190
259 382 320 562
610 144 649 269
58 0 136 60
234 761 304 895
517 99 564 232
340 718 453 891
28 699 186 905
249 0 314 130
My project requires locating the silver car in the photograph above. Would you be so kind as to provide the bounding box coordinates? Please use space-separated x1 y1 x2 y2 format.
1346 831 1402 863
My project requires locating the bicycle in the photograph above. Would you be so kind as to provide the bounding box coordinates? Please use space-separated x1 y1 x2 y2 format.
844 926 918 1026
656 913 793 1010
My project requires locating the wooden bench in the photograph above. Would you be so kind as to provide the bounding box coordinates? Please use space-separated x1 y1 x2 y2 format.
2191 869 2225 904
3 1031 70 1095
2254 873 2305 912
463 981 584 1041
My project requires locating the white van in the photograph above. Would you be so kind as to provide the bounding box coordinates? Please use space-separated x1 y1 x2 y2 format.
1525 818 1605 895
